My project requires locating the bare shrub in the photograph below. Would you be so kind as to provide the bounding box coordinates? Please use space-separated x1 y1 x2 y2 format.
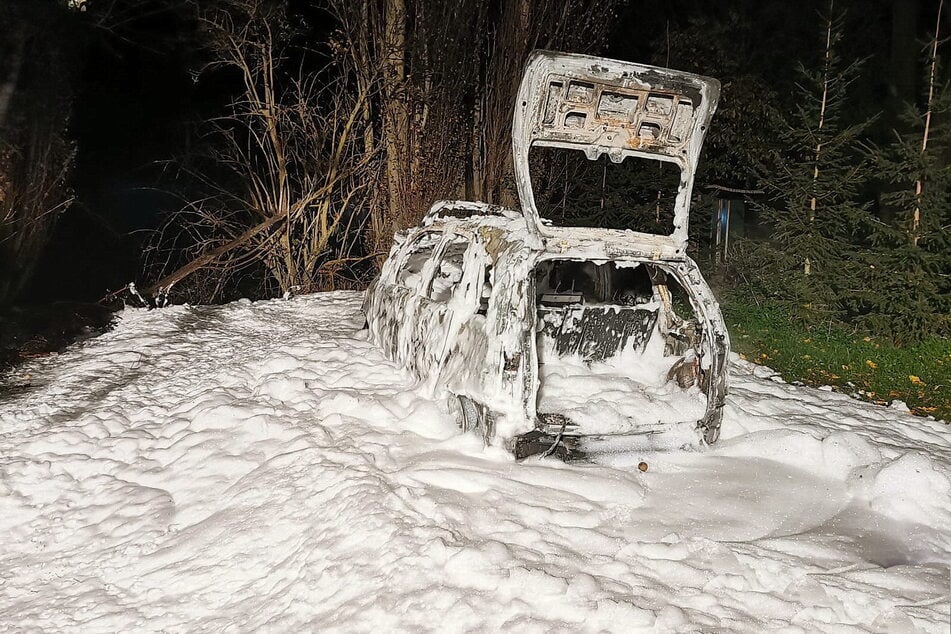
146 0 378 301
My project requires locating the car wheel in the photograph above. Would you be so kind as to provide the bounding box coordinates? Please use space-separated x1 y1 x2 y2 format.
446 394 485 432
447 394 480 433
447 394 496 445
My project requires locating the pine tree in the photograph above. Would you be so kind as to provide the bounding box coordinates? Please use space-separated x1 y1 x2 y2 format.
864 5 951 343
747 4 873 323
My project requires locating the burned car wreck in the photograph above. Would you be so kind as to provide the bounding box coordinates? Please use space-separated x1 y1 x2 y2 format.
364 51 729 459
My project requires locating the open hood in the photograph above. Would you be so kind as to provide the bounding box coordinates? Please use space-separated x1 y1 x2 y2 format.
512 51 720 257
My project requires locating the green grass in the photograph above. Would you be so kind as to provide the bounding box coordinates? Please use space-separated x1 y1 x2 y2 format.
722 300 951 422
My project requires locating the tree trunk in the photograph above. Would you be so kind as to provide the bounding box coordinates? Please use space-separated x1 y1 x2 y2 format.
912 0 943 247
806 1 836 276
383 0 408 231
470 90 485 201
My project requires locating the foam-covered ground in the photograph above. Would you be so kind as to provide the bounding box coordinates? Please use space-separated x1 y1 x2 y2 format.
1 292 948 632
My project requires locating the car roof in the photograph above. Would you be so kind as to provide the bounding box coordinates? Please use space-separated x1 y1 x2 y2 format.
419 200 687 263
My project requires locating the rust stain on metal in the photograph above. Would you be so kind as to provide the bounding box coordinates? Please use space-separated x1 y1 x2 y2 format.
478 226 506 262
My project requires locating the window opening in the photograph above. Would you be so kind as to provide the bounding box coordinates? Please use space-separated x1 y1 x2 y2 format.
478 263 494 315
395 232 440 289
426 237 468 302
536 260 654 307
529 147 681 235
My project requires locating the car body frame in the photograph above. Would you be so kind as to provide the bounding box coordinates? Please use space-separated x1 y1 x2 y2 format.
364 51 729 457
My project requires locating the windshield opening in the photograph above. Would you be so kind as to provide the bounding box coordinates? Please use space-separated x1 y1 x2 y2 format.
528 146 682 235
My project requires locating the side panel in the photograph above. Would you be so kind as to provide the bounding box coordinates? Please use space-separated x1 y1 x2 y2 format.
431 235 542 441
367 226 498 400
405 297 449 387
666 258 730 441
365 229 436 370
434 238 493 398
483 244 541 440
411 231 487 394
365 280 414 364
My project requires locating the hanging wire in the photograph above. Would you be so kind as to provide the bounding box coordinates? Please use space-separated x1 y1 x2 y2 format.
600 155 607 214
560 151 569 221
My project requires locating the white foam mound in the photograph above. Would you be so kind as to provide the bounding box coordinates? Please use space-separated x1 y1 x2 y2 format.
0 292 948 631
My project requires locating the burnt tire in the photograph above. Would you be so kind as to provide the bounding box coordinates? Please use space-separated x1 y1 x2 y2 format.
448 394 480 433
448 395 495 444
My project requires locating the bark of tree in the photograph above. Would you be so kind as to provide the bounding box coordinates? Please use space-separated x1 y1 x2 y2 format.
806 1 836 276
331 0 619 260
383 0 408 232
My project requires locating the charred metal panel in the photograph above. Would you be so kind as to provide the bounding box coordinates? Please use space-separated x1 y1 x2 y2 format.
422 200 521 225
538 306 659 362
512 51 720 252
513 429 582 461
671 260 730 443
